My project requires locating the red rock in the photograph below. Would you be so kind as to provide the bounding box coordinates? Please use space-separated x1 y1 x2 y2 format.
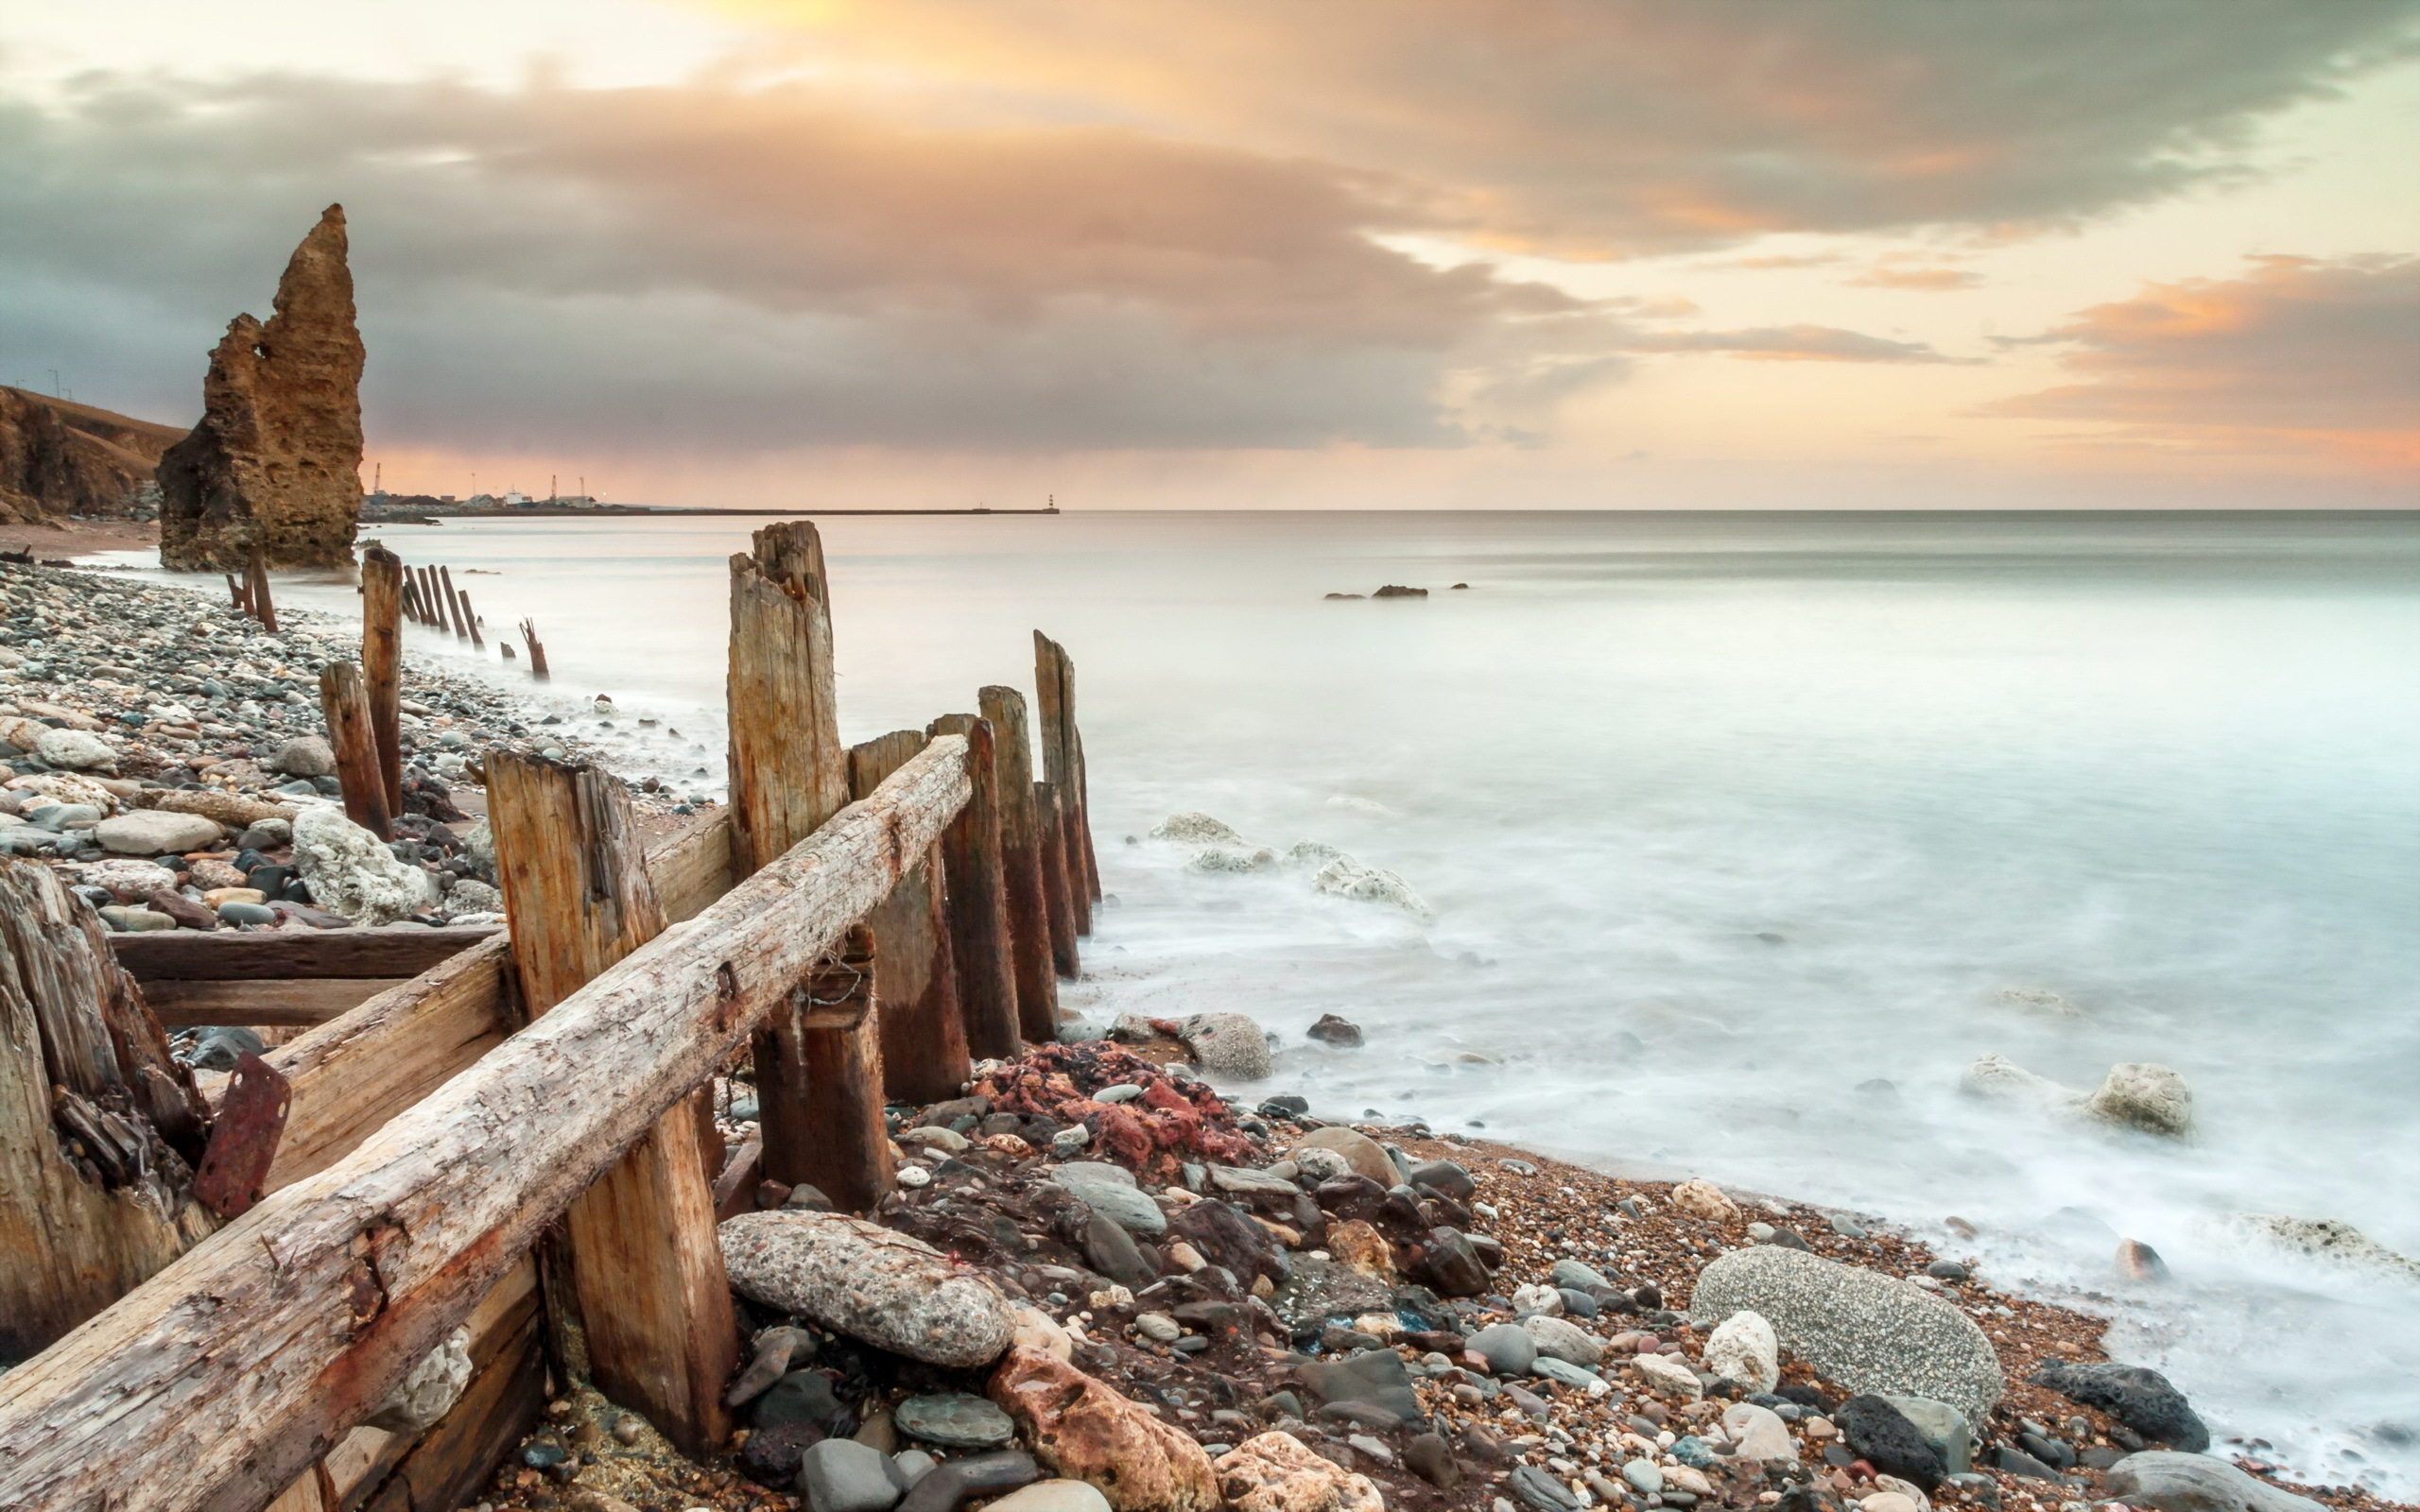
988 1346 1218 1512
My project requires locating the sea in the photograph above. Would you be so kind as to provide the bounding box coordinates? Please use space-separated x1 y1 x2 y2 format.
94 509 2420 1497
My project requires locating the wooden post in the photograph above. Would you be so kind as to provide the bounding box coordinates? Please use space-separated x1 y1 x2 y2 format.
724 521 890 1211
359 547 404 815
457 590 484 649
247 541 277 632
1033 633 1094 932
1036 781 1080 979
850 730 967 1104
519 619 550 679
419 568 441 626
0 860 217 1359
437 566 468 638
316 662 391 840
398 572 422 624
926 713 1019 1058
980 685 1057 1040
1075 725 1101 907
225 573 250 615
485 750 735 1461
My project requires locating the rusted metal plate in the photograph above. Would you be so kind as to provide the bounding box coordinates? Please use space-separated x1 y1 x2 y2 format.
194 1051 292 1218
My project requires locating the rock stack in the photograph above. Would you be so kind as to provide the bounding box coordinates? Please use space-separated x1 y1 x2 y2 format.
157 204 365 572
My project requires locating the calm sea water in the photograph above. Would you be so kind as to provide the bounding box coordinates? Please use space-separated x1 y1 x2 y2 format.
103 510 2420 1494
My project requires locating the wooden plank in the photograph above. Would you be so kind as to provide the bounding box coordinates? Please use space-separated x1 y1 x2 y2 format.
318 662 391 841
486 751 735 1461
648 810 735 925
359 547 405 815
141 977 409 1028
111 927 502 983
926 713 1019 1060
850 730 967 1105
980 685 1057 1041
0 736 969 1512
726 522 890 1211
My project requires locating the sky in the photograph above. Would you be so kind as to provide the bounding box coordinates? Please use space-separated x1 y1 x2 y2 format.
1 0 2414 509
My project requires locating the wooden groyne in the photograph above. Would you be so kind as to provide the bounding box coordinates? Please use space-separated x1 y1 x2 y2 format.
0 518 1101 1512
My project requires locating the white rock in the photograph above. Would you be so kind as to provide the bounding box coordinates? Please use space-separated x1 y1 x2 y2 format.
1704 1309 1780 1394
1282 840 1351 869
1512 1283 1564 1316
2083 1062 2193 1138
291 805 437 924
985 1483 1115 1512
1013 1304 1075 1363
94 809 224 856
1180 1012 1272 1079
8 772 120 814
1630 1351 1703 1400
1290 1146 1351 1183
2218 1213 2419 1283
1959 1052 2080 1110
1192 846 1276 872
364 1327 473 1434
1152 812 1243 845
1521 1313 1606 1366
1720 1400 1796 1462
1996 987 2083 1018
35 728 117 772
1310 857 1432 919
718 1211 1014 1367
59 858 177 901
439 879 502 919
1670 1179 1741 1223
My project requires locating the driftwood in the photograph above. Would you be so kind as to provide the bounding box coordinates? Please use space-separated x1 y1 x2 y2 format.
850 730 967 1103
110 925 501 982
0 737 970 1512
980 684 1057 1040
927 713 1019 1059
139 976 408 1028
0 860 217 1359
486 750 735 1459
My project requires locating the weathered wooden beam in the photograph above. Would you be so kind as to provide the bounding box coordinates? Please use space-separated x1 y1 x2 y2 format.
727 523 891 1211
926 713 1018 1059
1036 780 1080 980
0 737 970 1512
110 926 501 983
142 976 408 1028
359 547 405 815
850 730 966 1105
980 685 1056 1040
438 565 467 638
486 750 735 1461
1033 632 1097 927
319 662 391 840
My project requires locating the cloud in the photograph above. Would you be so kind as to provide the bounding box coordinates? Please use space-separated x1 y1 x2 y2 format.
727 0 2420 254
1624 326 1961 364
1848 266 1983 292
1984 254 2420 465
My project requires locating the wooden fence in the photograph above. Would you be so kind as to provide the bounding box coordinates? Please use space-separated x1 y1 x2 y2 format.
0 520 1101 1512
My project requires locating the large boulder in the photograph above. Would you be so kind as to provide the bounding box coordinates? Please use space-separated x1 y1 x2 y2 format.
988 1346 1219 1512
2083 1063 2193 1137
2030 1362 2207 1451
1178 1013 1271 1080
158 204 365 572
720 1211 1015 1369
291 804 434 923
1687 1246 2003 1424
1214 1433 1384 1512
95 809 224 856
1289 1126 1396 1189
2103 1452 2325 1512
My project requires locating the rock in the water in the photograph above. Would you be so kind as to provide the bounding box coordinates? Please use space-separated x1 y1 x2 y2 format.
1213 1431 1384 1512
1959 1053 2078 1110
2103 1452 2325 1512
2219 1213 2420 1281
2030 1363 2207 1452
989 1347 1219 1512
1671 1178 1741 1223
720 1211 1015 1368
268 736 337 778
1687 1246 2003 1424
363 1327 472 1434
1309 856 1431 919
985 1484 1115 1512
2083 1062 2193 1137
291 804 433 924
95 809 222 856
798 1437 909 1512
1290 1126 1396 1189
158 205 365 571
2116 1238 2170 1283
1179 1012 1271 1079
1834 1396 1945 1488
34 728 116 772
1305 1014 1363 1047
1151 813 1242 845
1876 1397 1972 1474
1705 1309 1781 1393
1521 1313 1605 1367
896 1392 1017 1449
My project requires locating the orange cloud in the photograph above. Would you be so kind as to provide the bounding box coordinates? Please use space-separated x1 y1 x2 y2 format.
1848 266 1982 291
1986 255 2420 469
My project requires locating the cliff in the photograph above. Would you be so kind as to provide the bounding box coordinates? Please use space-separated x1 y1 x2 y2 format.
0 387 184 524
158 204 366 571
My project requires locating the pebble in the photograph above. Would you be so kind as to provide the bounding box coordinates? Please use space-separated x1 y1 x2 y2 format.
893 1393 1015 1449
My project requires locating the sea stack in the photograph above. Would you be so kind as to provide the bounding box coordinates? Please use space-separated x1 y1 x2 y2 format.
157 203 365 571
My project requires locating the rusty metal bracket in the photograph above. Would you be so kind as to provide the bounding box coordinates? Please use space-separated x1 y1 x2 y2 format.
193 1050 292 1218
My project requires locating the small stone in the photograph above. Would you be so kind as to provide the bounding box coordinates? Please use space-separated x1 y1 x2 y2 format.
1924 1261 1966 1281
895 1451 1040 1512
1521 1313 1606 1366
2029 1362 2206 1452
1835 1397 1945 1489
1406 1433 1460 1488
989 1348 1218 1512
1511 1466 1582 1512
269 735 337 778
896 1392 1016 1449
1179 1012 1272 1079
1632 1351 1703 1400
2114 1239 2169 1283
1290 1126 1396 1189
982 1484 1114 1512
216 900 278 926
1830 1215 1869 1240
1214 1433 1383 1512
1623 1459 1665 1495
1722 1401 1797 1462
718 1211 1014 1367
2103 1452 2324 1512
797 1437 908 1512
1469 1321 1538 1376
35 728 118 772
94 809 223 855
1671 1179 1741 1223
1134 1313 1182 1344
756 1370 844 1430
1305 1014 1363 1047
1706 1309 1781 1393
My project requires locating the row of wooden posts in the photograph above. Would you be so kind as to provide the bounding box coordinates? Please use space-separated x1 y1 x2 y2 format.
393 554 551 678
0 520 1104 1512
